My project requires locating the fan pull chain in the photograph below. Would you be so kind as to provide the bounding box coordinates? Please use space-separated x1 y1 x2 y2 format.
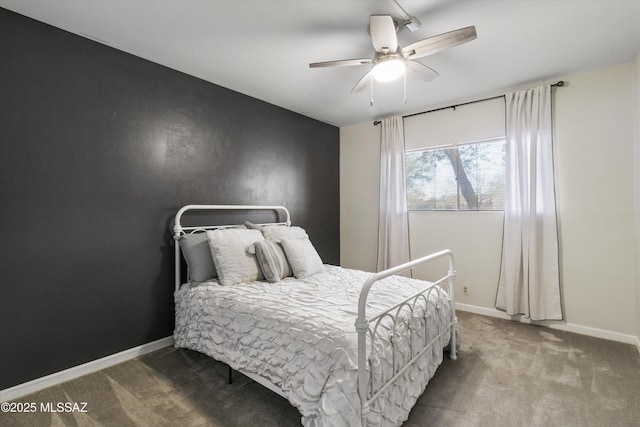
370 72 374 106
403 68 407 104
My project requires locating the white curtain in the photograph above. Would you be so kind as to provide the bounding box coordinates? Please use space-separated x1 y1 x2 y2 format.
496 85 562 321
377 116 411 273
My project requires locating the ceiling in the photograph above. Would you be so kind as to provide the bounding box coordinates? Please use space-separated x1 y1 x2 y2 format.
1 0 639 127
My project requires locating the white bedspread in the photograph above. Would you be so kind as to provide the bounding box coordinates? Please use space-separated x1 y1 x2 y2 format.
174 265 454 426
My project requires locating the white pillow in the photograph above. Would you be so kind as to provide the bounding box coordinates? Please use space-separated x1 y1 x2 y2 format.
207 228 264 286
179 233 216 282
249 240 292 283
261 225 308 243
280 237 324 279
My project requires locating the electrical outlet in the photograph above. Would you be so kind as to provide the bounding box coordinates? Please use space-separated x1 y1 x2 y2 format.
462 285 468 295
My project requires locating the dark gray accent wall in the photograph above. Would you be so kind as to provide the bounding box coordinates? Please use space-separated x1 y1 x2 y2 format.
0 8 339 390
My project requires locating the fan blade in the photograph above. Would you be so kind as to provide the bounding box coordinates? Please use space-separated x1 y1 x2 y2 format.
309 58 373 68
351 71 372 93
370 15 398 53
402 26 477 60
406 61 439 82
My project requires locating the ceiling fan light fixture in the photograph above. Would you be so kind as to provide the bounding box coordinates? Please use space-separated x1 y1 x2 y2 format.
372 57 405 82
309 14 477 98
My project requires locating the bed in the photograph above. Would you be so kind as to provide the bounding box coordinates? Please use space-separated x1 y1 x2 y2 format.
172 204 458 426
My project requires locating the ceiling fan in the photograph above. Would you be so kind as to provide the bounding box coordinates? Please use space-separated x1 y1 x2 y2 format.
309 15 477 96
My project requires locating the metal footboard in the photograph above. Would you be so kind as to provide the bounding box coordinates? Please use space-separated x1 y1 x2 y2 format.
355 250 457 426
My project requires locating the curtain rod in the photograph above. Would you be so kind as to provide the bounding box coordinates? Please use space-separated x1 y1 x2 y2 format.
373 80 565 125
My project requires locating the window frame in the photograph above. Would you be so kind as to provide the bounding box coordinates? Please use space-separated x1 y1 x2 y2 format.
405 136 506 212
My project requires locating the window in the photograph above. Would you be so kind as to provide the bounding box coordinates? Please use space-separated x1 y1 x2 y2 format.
406 138 505 211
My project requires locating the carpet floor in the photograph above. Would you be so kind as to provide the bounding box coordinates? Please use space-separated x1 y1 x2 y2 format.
2 311 639 426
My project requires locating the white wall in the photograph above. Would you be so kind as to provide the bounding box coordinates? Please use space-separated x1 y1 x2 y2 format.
340 62 638 339
403 97 506 306
554 63 636 335
340 122 380 273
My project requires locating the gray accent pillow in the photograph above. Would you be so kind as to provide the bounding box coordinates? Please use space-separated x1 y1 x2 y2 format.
178 225 247 282
261 225 308 243
251 240 292 283
207 228 264 286
179 233 216 282
281 237 324 279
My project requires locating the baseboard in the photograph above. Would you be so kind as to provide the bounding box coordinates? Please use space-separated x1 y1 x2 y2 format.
0 336 174 402
636 335 640 355
455 303 638 346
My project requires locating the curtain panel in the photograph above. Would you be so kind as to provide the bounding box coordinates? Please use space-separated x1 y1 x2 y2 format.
496 85 562 321
377 116 411 274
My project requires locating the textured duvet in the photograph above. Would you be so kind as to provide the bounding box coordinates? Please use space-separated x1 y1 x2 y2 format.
174 265 454 426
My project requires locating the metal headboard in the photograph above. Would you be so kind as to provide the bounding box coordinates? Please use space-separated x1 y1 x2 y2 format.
172 204 291 291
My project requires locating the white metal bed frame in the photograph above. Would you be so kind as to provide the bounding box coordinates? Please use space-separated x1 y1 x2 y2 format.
173 204 458 426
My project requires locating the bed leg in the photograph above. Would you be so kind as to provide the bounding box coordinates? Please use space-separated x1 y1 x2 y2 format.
447 262 458 361
449 316 458 360
228 366 233 384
